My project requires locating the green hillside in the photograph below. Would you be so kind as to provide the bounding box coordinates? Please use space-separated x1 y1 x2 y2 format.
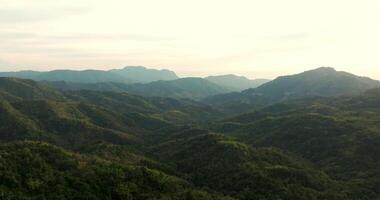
0 73 379 199
204 67 380 113
150 129 346 200
212 91 380 199
0 141 226 200
45 78 231 100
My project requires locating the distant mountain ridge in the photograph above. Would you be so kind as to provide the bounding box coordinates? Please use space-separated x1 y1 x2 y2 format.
205 74 269 91
109 66 178 83
247 67 380 99
0 66 179 84
2 66 380 102
204 67 380 112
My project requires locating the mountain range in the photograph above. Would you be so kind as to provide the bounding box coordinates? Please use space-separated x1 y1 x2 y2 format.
0 66 268 99
0 67 380 199
204 67 380 112
0 66 178 84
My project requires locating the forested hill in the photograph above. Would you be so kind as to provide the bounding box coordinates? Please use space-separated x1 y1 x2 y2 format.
0 68 380 199
204 67 380 113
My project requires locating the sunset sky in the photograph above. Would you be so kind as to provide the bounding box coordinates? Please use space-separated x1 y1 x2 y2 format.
1 0 380 79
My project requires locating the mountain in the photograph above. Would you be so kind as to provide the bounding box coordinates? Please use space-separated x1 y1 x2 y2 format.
47 78 231 100
109 66 178 83
212 91 380 199
0 66 179 84
204 67 380 112
249 67 380 100
150 128 346 199
0 77 347 199
205 74 269 91
1 73 380 199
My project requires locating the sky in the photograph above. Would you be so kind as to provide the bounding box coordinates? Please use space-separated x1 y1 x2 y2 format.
0 0 380 80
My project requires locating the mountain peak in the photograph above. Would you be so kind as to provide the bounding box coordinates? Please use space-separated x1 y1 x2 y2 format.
122 66 147 70
312 67 336 72
110 66 178 83
251 67 380 98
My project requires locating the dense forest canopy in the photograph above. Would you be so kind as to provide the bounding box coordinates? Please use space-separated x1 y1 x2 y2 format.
0 67 379 199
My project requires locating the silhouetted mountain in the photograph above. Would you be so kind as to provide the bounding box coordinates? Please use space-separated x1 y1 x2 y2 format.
205 74 269 91
109 66 178 83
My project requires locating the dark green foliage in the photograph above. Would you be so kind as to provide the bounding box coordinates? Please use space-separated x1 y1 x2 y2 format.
48 78 231 100
213 92 380 199
0 78 65 101
0 141 224 200
150 130 346 200
1 74 380 199
118 77 230 100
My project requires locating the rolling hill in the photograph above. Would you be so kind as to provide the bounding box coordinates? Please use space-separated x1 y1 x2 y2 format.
211 91 380 199
47 78 232 100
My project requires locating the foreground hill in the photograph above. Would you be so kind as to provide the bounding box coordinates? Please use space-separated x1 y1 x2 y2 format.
0 66 178 84
150 128 346 200
212 91 380 199
204 67 380 113
0 77 346 199
0 141 226 200
205 74 269 91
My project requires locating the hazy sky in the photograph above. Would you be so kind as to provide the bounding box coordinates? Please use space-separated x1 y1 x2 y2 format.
1 0 380 79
